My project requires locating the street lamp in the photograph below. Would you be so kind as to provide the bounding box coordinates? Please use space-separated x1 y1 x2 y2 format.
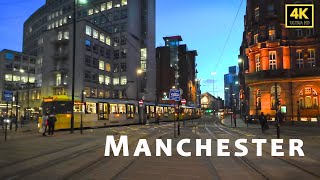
71 0 87 133
136 69 143 124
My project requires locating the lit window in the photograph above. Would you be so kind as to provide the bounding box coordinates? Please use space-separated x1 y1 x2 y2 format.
271 85 281 110
299 87 318 109
106 36 111 45
269 51 277 70
105 63 111 72
254 34 259 44
269 29 276 41
55 21 59 28
47 25 51 30
64 31 69 39
113 77 119 85
86 25 92 36
141 48 147 71
63 17 67 24
93 29 98 39
256 89 261 110
5 74 12 81
99 75 104 84
58 31 63 40
296 50 304 69
29 77 35 83
107 1 112 10
255 54 261 72
101 3 106 11
105 76 111 85
88 9 93 15
99 60 104 70
56 73 61 86
120 76 127 85
307 49 315 67
59 19 63 26
100 33 105 43
121 0 127 6
94 8 99 13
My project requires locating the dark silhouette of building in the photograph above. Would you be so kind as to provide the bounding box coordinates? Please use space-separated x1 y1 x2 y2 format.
224 66 240 111
156 36 199 107
239 0 320 120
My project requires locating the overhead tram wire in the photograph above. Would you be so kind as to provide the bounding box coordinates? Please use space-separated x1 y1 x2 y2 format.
213 0 244 70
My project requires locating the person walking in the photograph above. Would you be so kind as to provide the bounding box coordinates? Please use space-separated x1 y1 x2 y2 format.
156 114 160 125
42 113 49 136
47 112 57 136
259 112 266 133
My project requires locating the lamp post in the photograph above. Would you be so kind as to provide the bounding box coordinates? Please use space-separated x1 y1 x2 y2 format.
137 69 143 124
71 0 87 134
80 90 86 134
297 100 300 121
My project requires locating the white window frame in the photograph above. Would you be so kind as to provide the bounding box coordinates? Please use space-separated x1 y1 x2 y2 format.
113 77 120 85
296 50 304 69
255 54 261 72
86 25 92 36
269 51 277 70
307 49 315 67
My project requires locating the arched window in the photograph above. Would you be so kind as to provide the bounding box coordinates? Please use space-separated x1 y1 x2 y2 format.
299 87 318 109
256 89 261 110
271 85 281 109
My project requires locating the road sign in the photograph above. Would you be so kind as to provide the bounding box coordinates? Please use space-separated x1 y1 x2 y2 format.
3 90 13 102
181 99 186 104
139 100 143 107
169 89 181 101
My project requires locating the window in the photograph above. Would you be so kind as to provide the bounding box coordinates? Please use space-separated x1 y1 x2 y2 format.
121 0 127 6
105 76 111 85
99 60 104 70
94 8 99 13
64 31 69 39
88 9 93 15
114 50 120 59
105 63 111 72
113 37 119 47
141 48 147 71
296 50 304 69
85 40 91 51
120 76 127 85
307 49 315 67
267 3 274 14
256 89 261 110
121 49 127 58
120 63 126 72
58 31 63 40
121 36 126 45
59 19 63 26
99 75 104 84
93 29 98 39
106 36 111 45
86 25 92 36
306 29 315 36
255 54 261 72
254 34 259 44
296 29 303 37
299 87 318 109
269 29 276 41
5 74 12 81
254 7 259 21
113 64 119 72
269 51 277 70
56 73 61 86
107 1 112 10
113 77 120 85
271 85 281 110
100 33 105 43
85 56 91 66
101 3 106 11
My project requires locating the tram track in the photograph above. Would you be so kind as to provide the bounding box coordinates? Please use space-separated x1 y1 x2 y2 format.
204 117 320 179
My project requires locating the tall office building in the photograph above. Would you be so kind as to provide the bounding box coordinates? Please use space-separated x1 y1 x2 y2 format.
23 0 156 102
239 0 320 120
224 66 240 110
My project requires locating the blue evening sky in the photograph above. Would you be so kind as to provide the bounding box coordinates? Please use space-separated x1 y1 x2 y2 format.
0 0 246 99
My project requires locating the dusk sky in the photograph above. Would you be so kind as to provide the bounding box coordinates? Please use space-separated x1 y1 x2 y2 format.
0 0 246 99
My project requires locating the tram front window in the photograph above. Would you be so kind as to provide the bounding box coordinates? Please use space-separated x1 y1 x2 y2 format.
42 101 72 114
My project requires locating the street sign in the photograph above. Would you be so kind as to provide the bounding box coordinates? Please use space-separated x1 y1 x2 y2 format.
3 90 13 102
169 89 181 101
181 99 186 104
139 100 143 107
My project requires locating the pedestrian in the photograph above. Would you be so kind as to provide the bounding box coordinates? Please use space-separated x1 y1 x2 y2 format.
259 112 266 133
0 115 4 130
47 112 57 136
233 113 237 124
156 114 160 125
12 114 18 131
41 113 49 136
20 115 24 127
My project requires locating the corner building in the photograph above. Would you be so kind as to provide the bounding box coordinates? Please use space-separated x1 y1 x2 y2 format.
23 0 156 102
240 0 320 120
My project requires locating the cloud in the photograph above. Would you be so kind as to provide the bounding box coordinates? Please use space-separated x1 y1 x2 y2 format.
202 79 214 84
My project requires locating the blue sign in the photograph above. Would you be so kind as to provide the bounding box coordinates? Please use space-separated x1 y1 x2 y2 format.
169 89 181 101
5 53 14 60
3 90 13 102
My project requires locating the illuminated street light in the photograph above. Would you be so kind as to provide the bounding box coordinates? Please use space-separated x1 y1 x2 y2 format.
172 86 176 89
235 81 239 85
238 58 243 63
137 69 143 75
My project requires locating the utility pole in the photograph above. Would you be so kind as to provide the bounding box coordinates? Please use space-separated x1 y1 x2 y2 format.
275 82 280 138
229 84 233 126
70 0 77 133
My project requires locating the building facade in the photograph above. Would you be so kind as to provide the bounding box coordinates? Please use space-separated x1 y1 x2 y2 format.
0 49 41 116
201 92 224 113
22 0 156 104
239 0 320 120
224 66 240 111
156 36 199 107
